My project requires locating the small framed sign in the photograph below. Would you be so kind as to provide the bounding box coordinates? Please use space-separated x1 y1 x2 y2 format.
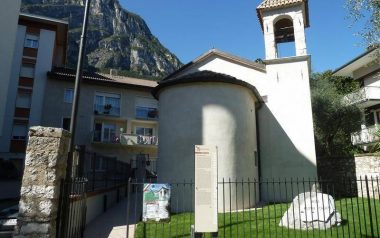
142 183 171 222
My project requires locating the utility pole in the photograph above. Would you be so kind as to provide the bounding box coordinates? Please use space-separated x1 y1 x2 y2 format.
59 1 91 236
67 0 91 179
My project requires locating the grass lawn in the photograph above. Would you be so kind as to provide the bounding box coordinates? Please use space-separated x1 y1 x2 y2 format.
134 198 380 238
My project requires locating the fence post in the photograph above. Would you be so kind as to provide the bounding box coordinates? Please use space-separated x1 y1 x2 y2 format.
92 153 96 191
365 175 375 238
126 178 132 238
77 145 86 177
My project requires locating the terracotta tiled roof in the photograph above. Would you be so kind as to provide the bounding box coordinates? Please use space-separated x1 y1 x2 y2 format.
257 0 305 9
256 0 309 30
47 67 158 88
97 73 158 88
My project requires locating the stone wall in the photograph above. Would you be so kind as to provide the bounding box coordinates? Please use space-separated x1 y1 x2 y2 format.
14 127 70 238
354 155 380 199
317 155 380 198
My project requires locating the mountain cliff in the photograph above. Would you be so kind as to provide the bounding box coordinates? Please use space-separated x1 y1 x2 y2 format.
21 0 182 78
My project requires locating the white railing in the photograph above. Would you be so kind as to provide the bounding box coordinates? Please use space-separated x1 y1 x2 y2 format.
344 86 380 105
120 134 158 146
351 124 380 145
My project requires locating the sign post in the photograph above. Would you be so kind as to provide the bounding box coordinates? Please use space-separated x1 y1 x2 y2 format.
194 145 218 237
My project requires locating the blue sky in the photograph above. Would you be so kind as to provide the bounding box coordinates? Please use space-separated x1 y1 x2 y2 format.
120 0 367 73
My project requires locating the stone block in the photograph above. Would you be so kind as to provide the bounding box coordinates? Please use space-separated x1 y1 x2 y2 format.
15 126 71 237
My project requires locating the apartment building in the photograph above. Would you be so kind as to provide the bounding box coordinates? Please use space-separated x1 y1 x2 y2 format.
0 12 68 181
42 67 159 171
334 46 380 148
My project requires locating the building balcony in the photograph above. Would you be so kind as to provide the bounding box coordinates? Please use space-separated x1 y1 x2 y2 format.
351 124 380 145
91 131 158 147
344 86 380 108
92 131 121 145
120 134 158 147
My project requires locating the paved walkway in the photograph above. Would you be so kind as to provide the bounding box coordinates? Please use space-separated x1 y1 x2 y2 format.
84 197 138 238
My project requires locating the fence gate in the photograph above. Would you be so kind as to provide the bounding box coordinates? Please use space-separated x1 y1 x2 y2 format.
57 177 88 238
126 177 380 238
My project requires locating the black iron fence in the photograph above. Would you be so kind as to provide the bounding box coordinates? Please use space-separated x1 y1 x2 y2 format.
126 176 380 238
80 151 131 192
57 177 87 238
131 157 158 179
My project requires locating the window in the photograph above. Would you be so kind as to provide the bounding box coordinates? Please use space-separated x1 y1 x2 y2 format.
93 122 118 143
94 92 120 116
136 107 158 120
135 97 158 120
62 118 71 131
64 89 74 103
20 64 35 78
24 34 39 49
12 124 28 140
135 127 153 136
16 93 31 108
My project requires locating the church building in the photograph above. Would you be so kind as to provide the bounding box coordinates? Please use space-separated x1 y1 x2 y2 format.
153 0 317 195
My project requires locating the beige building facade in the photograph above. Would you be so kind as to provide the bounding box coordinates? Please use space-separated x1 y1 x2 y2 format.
43 68 159 166
0 12 68 184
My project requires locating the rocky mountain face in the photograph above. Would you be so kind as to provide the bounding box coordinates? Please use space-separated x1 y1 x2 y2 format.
21 0 182 78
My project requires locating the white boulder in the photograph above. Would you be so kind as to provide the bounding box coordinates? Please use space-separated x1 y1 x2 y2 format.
279 192 342 230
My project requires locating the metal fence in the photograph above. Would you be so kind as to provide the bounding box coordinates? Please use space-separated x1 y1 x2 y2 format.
126 176 380 238
131 157 158 179
81 151 131 192
57 177 87 238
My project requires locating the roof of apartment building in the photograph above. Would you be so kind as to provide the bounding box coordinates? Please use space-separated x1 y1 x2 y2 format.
333 46 379 78
47 67 158 89
19 13 68 26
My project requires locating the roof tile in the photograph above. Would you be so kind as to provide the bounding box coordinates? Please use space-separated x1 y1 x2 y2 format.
48 67 158 88
257 0 305 9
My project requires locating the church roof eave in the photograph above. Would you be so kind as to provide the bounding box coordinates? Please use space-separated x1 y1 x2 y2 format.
162 49 266 81
152 70 263 108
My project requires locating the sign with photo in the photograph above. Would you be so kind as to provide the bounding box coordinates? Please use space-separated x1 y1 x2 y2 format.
142 183 171 222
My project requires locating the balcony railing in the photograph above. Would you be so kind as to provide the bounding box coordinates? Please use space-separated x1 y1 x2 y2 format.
94 104 120 116
92 131 158 146
120 134 158 146
351 124 380 145
344 86 380 106
92 131 121 144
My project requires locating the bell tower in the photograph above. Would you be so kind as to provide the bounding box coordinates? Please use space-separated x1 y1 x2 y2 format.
257 0 309 59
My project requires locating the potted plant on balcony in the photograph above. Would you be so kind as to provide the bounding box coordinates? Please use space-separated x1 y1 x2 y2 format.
147 109 158 119
104 104 112 114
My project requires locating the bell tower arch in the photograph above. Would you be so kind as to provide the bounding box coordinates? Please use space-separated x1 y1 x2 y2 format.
257 0 309 59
